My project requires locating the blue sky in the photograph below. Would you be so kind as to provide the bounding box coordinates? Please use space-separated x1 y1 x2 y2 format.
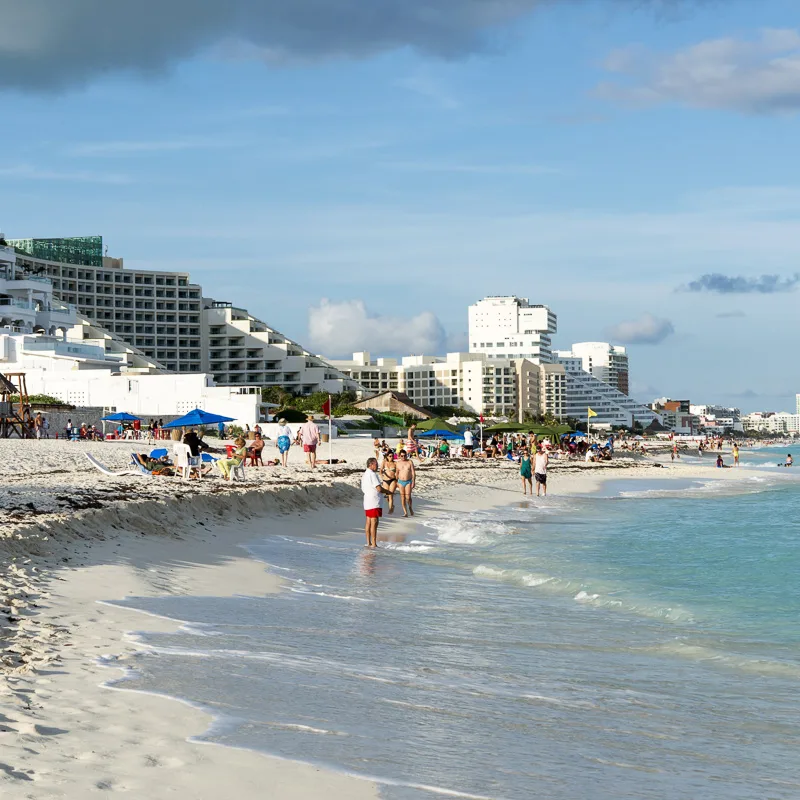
1 0 799 411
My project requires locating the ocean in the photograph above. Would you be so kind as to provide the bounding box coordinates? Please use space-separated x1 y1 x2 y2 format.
109 450 800 799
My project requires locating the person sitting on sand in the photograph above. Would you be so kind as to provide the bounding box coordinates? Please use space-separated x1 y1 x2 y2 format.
217 437 247 481
380 452 398 514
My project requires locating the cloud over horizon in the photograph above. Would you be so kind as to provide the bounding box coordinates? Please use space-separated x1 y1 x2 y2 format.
0 0 699 91
607 313 675 345
308 298 447 359
597 28 800 114
684 273 800 293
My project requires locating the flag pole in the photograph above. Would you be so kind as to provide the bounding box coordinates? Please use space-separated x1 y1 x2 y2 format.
328 395 332 465
587 408 590 441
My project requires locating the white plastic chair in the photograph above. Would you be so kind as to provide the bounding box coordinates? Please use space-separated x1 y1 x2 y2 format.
173 442 199 481
231 461 246 482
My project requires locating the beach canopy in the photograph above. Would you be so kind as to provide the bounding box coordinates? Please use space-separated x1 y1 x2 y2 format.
417 429 462 440
101 411 141 422
483 422 529 433
414 417 457 433
563 431 586 438
162 409 236 429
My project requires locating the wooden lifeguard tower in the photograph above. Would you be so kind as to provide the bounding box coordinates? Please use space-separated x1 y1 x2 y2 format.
0 371 34 439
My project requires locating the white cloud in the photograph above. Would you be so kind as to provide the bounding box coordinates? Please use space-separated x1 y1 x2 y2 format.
308 299 447 358
381 161 561 175
67 138 240 157
0 164 132 184
597 28 800 113
607 313 675 345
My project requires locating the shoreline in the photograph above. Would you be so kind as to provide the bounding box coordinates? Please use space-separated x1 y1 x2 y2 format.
0 439 784 797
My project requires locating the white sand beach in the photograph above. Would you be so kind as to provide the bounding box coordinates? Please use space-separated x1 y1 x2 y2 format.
0 436 771 798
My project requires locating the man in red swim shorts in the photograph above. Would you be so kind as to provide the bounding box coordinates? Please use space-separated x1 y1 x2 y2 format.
299 414 321 470
361 457 389 548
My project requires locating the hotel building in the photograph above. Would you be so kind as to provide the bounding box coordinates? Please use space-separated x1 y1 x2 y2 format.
468 296 557 363
556 342 630 395
331 351 567 420
7 236 358 396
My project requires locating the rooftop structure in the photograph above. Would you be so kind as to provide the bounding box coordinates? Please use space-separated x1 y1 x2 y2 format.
9 236 104 267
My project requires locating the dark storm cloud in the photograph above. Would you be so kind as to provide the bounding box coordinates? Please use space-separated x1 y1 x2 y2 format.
684 273 800 294
0 0 701 91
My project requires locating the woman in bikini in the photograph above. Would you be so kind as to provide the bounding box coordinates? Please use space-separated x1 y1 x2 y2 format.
380 452 398 514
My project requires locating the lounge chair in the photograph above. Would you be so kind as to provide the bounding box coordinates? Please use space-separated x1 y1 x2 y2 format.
85 453 141 477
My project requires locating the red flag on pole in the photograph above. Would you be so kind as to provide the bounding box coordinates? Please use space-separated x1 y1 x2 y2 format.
479 414 485 424
322 396 332 417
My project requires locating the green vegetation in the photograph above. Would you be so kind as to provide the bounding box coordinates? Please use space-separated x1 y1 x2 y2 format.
261 389 362 417
10 394 71 407
426 405 477 419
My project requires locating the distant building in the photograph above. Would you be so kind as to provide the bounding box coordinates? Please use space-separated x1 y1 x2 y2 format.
742 411 800 435
331 351 524 418
690 404 743 433
556 354 661 428
0 331 267 426
0 243 76 337
650 398 694 434
468 296 557 363
557 342 629 395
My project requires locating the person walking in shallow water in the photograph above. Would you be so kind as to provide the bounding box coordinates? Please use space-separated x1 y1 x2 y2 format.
534 446 549 497
395 450 416 516
520 448 533 494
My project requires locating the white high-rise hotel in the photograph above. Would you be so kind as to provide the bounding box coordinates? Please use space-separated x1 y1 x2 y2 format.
469 296 557 362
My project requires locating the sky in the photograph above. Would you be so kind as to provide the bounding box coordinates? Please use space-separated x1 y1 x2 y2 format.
1 0 799 412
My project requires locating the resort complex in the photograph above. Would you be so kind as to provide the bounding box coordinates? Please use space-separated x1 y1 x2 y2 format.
2 237 795 434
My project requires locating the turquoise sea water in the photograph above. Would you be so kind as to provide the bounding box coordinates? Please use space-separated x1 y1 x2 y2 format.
109 452 800 799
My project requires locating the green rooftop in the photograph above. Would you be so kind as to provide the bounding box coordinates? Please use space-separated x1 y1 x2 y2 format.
8 236 103 267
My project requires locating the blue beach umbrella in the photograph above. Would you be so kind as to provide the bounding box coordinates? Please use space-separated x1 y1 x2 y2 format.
149 448 168 459
101 411 141 422
162 409 236 429
417 430 463 440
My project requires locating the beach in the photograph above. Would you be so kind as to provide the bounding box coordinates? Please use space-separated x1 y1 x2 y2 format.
1 436 794 798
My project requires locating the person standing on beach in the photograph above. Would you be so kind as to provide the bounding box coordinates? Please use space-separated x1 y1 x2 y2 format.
733 443 739 466
395 450 416 516
534 446 549 497
275 417 293 467
299 414 321 469
520 449 533 494
380 452 398 514
362 457 389 548
463 428 474 458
